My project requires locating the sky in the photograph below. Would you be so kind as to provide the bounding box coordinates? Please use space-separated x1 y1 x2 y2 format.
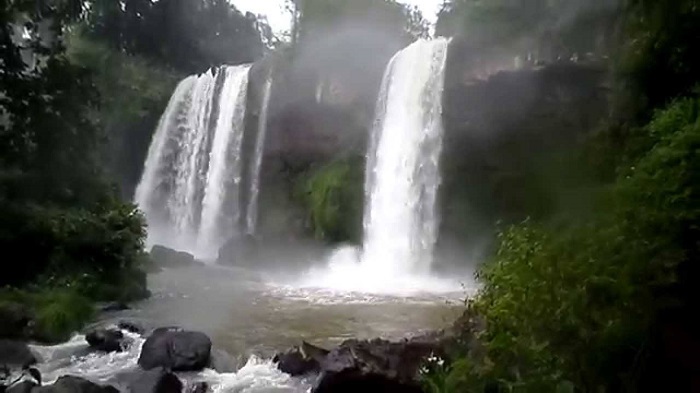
231 0 442 35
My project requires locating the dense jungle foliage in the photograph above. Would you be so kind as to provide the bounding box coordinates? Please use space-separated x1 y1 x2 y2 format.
422 0 700 392
0 0 270 342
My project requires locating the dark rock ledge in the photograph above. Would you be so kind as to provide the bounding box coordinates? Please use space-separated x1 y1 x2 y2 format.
275 335 448 393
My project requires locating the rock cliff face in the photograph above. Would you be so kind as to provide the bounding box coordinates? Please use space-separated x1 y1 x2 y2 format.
438 38 609 262
218 38 609 266
234 31 402 247
246 41 606 231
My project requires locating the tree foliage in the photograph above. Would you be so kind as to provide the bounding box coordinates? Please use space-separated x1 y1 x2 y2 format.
428 94 700 392
620 0 700 117
292 0 429 44
66 30 180 197
437 0 621 58
1 0 149 334
83 0 267 73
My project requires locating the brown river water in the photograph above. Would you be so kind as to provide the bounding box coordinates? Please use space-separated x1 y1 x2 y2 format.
29 263 470 393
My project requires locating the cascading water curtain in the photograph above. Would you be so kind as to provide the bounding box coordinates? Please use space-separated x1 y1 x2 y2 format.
135 65 252 258
361 38 450 275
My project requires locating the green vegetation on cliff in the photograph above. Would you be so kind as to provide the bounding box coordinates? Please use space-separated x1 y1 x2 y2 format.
295 157 364 243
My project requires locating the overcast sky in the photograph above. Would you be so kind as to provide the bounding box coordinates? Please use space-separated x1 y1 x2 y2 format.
231 0 442 35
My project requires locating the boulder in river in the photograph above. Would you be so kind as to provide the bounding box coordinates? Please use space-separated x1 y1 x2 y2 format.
274 341 329 376
118 321 145 335
124 368 182 393
0 340 37 368
33 376 118 393
85 329 124 353
138 328 211 372
150 246 199 268
312 338 443 393
216 235 258 267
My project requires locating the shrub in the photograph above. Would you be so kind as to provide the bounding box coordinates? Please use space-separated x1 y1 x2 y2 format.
32 288 95 343
295 157 364 243
0 287 94 343
434 96 700 392
0 199 148 306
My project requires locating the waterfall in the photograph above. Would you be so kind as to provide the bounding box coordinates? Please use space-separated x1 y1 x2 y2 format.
199 65 251 250
245 77 273 235
135 65 251 258
361 38 450 275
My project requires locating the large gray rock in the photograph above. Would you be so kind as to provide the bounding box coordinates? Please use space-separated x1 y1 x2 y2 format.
312 338 442 393
0 340 37 368
274 337 444 393
216 235 258 267
138 328 211 372
85 329 124 353
150 246 198 268
33 376 118 393
274 342 329 376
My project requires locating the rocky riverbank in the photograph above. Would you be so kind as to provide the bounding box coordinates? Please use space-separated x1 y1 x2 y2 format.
1 322 455 393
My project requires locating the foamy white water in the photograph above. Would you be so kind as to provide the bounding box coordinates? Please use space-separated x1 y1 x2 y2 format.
29 328 310 393
135 66 252 258
31 330 145 384
295 246 464 297
362 39 450 275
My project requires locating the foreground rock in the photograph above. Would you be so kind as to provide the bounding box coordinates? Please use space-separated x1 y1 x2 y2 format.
138 328 211 371
216 235 258 267
0 340 37 368
276 337 445 393
150 246 200 268
85 329 124 352
274 342 329 376
33 376 118 393
124 368 182 393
